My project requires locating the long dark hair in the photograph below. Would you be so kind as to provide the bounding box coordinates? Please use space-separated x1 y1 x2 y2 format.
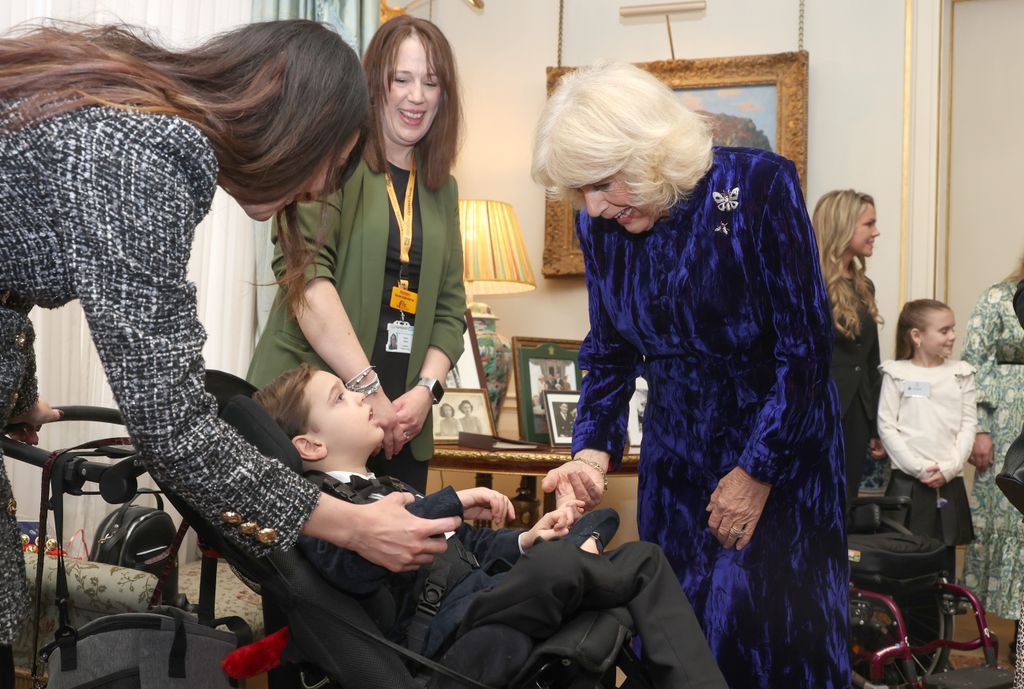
0 20 368 313
361 15 461 190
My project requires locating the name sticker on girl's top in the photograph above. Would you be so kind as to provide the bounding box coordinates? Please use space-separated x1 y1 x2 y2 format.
903 381 932 398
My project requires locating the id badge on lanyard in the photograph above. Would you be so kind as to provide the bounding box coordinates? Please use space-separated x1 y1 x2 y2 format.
386 320 414 354
385 162 418 353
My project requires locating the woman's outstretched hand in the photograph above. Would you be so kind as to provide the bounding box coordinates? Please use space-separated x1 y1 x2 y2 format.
541 449 609 510
5 397 63 444
306 492 462 572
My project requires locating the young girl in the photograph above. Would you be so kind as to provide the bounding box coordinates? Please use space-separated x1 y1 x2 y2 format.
877 299 977 577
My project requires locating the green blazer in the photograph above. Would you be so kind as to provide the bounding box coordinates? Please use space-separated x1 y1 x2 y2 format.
248 159 467 461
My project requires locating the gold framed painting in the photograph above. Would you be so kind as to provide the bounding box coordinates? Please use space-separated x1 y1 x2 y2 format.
542 51 809 278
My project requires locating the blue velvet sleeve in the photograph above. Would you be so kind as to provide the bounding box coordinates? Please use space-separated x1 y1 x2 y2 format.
736 160 836 486
570 213 642 470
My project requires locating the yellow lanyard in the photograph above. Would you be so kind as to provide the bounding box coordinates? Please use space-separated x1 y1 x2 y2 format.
384 159 416 267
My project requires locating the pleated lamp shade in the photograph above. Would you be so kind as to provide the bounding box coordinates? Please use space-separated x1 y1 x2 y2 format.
459 200 536 297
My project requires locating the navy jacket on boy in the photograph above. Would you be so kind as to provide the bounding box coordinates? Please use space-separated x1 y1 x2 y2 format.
297 477 522 657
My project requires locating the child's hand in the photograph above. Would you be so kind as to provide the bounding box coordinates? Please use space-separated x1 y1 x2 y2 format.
553 477 586 517
519 505 577 551
457 487 515 527
869 438 886 461
921 465 948 488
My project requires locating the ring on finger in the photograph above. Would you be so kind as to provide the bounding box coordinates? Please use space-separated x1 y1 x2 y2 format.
728 525 746 538
403 431 411 440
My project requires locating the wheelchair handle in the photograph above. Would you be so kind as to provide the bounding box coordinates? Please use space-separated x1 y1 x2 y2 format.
53 405 125 426
2 404 146 503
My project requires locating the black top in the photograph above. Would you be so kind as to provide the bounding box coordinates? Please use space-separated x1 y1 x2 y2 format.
370 163 425 399
830 280 882 422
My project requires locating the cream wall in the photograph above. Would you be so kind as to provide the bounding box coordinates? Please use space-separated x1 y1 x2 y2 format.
945 0 1024 338
424 0 907 354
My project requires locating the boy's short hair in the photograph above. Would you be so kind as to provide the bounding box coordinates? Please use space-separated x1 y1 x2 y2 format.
252 363 318 439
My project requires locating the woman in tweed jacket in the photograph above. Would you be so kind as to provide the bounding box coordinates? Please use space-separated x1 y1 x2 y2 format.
0 20 462 666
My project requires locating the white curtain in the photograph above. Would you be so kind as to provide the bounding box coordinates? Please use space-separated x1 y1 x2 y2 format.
1 0 255 558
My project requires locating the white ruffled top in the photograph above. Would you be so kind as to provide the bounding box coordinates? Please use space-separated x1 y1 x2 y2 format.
876 358 977 482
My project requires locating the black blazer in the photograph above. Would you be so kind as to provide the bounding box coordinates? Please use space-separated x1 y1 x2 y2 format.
830 294 882 422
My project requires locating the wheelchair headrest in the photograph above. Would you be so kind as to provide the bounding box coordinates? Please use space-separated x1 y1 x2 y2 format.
205 370 259 413
221 394 303 475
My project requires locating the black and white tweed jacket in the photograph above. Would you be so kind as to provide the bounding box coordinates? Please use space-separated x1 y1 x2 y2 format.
0 103 320 643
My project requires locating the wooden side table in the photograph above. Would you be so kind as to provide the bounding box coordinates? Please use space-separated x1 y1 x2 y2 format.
430 447 639 477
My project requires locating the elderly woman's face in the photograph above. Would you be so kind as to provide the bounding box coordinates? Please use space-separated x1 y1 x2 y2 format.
579 176 659 234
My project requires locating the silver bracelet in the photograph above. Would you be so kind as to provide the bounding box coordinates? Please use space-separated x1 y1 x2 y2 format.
344 365 375 389
347 375 381 397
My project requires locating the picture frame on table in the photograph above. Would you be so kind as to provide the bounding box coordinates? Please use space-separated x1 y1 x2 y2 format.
544 390 581 448
433 388 494 444
445 309 486 391
511 337 583 444
625 377 648 454
542 51 809 277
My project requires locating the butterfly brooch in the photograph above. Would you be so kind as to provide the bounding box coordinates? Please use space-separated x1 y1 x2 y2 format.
714 222 730 236
712 187 740 212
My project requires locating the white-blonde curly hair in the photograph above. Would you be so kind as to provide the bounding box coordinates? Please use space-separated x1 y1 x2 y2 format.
532 62 713 212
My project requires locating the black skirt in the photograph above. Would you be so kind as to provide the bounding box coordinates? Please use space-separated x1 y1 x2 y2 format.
885 469 974 546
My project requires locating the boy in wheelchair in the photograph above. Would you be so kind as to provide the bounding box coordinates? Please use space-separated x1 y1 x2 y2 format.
253 364 727 689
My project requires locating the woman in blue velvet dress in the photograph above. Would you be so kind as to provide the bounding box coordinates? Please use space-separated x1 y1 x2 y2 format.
536 63 849 688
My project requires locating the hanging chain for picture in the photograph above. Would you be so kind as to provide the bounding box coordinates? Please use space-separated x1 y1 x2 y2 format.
797 0 805 51
557 0 565 67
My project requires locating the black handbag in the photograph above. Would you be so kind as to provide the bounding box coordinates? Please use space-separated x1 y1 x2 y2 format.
996 428 1024 516
92 492 179 602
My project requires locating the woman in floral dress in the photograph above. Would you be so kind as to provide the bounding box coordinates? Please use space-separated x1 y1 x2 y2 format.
961 269 1024 633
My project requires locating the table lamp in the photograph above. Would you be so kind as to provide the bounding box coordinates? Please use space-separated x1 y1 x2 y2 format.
459 199 535 422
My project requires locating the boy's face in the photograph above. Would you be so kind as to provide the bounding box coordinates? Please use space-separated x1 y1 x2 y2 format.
300 371 384 461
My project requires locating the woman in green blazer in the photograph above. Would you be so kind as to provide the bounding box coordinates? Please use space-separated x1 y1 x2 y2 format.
249 16 465 491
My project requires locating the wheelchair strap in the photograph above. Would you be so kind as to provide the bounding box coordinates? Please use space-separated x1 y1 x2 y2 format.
31 437 131 682
303 471 482 656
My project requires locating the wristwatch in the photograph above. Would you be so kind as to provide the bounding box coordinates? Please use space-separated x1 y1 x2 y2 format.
416 377 444 404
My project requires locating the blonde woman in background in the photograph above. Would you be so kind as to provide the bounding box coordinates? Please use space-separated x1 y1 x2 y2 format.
961 258 1024 656
812 190 886 511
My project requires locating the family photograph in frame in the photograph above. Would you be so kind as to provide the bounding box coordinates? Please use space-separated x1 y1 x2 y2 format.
542 51 808 277
511 337 583 444
432 388 494 444
544 390 581 448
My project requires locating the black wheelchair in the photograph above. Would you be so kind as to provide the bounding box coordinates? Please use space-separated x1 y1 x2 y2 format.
2 370 654 689
847 495 1013 689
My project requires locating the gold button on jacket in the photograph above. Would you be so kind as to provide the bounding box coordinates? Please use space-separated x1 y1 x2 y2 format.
221 511 242 526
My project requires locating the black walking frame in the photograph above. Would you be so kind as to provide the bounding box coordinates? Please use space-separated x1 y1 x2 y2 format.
846 494 1013 689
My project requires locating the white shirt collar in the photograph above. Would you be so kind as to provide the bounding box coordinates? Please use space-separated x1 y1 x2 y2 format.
326 469 376 483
